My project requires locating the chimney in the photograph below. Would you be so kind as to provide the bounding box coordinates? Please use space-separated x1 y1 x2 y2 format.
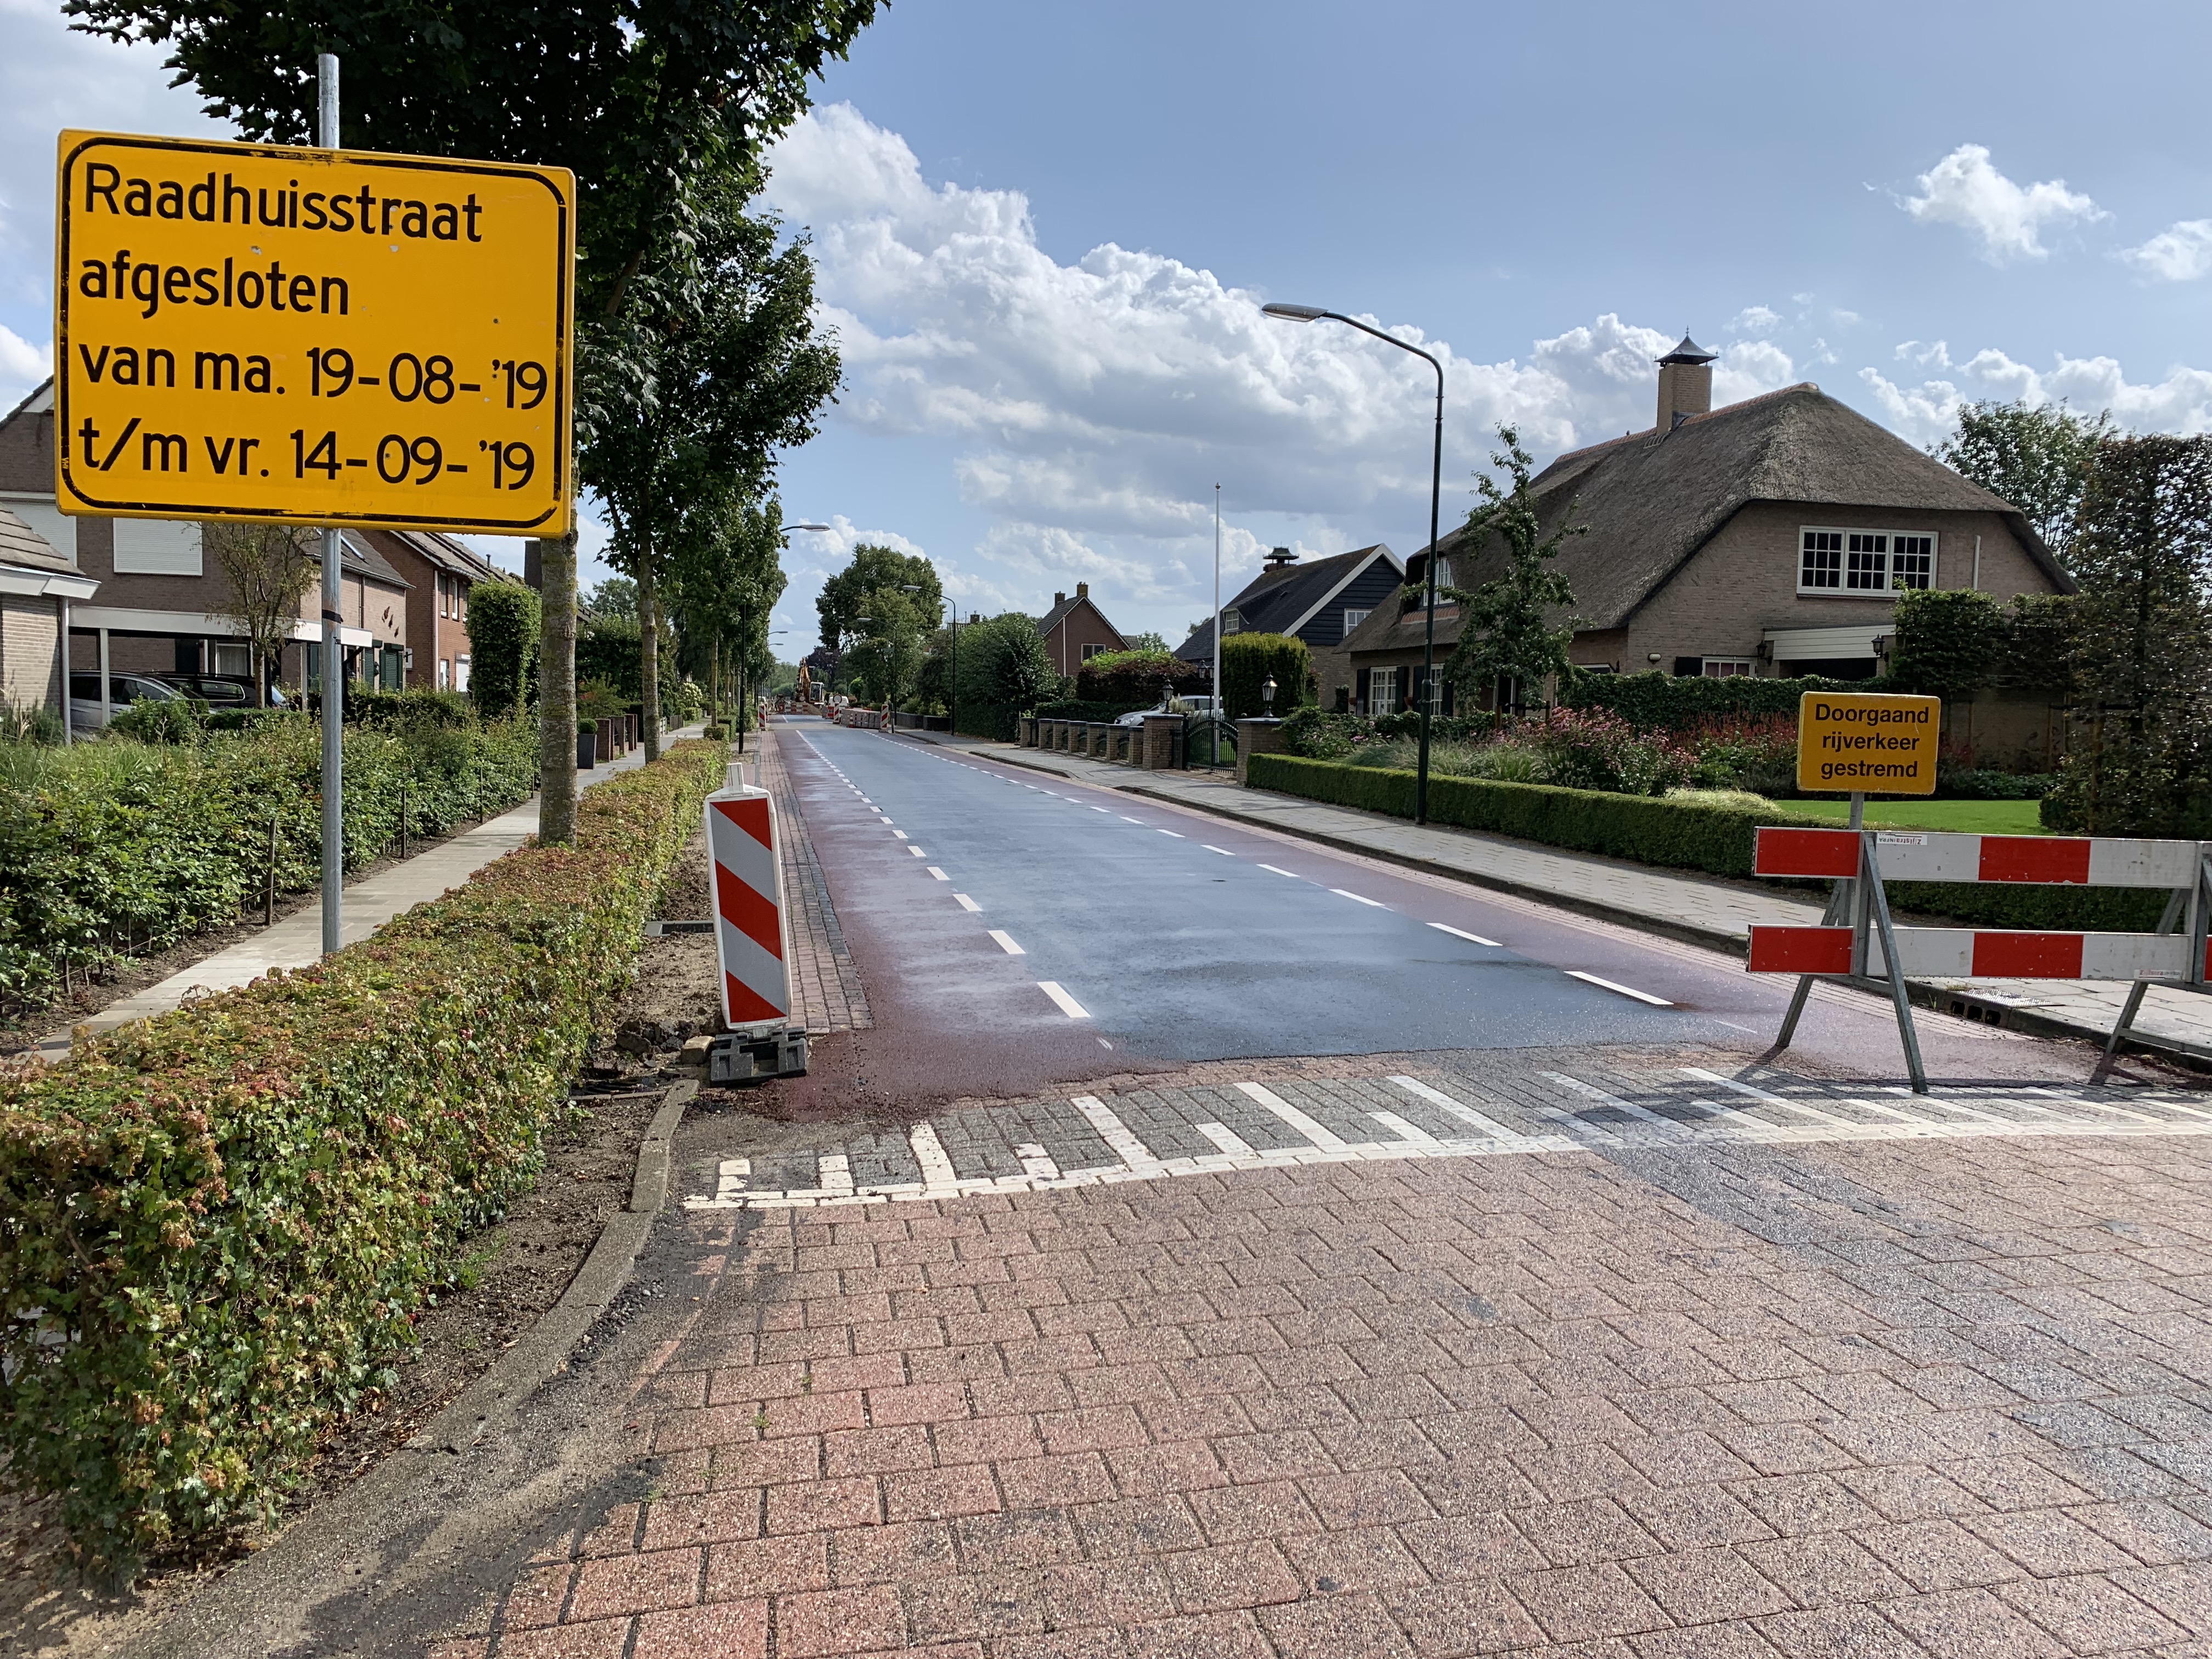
1054 591 1066 606
1076 582 1089 599
1655 334 1717 432
1265 546 1297 570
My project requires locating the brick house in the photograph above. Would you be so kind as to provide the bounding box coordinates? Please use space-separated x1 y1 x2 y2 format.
0 505 99 717
1 378 417 695
1343 337 2072 715
1177 544 1404 702
360 528 505 691
1037 582 1127 678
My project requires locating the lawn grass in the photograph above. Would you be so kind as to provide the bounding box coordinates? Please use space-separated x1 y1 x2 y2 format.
1789 797 2046 834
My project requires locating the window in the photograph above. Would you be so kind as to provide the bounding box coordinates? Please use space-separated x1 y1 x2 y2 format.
437 657 450 690
212 642 252 676
1701 658 1756 678
112 519 202 577
1799 526 1938 595
453 654 470 692
1220 607 1242 636
1080 642 1110 661
1341 607 1370 638
1367 667 1398 715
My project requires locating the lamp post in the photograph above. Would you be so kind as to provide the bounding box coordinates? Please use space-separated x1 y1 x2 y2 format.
1262 675 1277 717
1263 301 1446 825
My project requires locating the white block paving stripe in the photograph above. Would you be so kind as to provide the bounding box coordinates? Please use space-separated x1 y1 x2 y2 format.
1235 1080 1349 1150
683 1067 2212 1210
953 894 982 912
989 930 1026 955
1564 970 1674 1006
927 867 949 881
909 846 927 857
1073 1094 1163 1171
1429 922 1503 947
1388 1075 1531 1143
1038 981 1091 1018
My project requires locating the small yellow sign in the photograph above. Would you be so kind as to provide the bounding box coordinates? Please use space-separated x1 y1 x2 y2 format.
1797 691 1941 794
54 131 574 535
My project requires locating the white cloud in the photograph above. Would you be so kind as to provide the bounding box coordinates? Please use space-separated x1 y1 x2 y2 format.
1900 143 2103 264
1859 345 2212 445
761 106 1799 628
1730 306 1782 336
2119 219 2212 282
0 323 48 415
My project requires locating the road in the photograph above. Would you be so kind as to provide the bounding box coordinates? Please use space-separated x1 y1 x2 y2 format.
776 719 2096 1110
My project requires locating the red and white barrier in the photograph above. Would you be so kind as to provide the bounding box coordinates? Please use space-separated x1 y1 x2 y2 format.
1754 827 2194 888
1750 924 2194 981
706 783 789 1027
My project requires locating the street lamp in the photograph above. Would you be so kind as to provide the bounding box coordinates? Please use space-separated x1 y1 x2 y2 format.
1263 301 1446 825
900 583 961 735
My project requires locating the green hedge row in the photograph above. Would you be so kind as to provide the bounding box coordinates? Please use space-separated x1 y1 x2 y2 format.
1561 669 1852 729
0 738 726 1564
0 714 538 1017
1034 699 1149 723
1245 754 2169 932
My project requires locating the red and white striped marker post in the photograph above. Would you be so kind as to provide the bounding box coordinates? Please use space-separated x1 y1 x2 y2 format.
706 782 789 1028
1750 823 2209 1084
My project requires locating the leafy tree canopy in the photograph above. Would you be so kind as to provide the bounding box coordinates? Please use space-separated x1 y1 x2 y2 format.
583 577 639 620
817 544 943 653
1444 425 1583 701
1934 398 2114 565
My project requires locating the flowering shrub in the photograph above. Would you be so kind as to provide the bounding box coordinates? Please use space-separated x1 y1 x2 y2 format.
1526 709 1696 796
1685 714 1799 795
0 739 723 1564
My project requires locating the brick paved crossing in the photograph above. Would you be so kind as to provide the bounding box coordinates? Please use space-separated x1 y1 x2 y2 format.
441 1065 2212 1659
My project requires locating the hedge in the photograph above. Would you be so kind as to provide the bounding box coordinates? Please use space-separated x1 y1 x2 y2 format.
1035 699 1150 723
1561 669 1852 729
1221 633 1312 722
0 713 538 1017
1245 754 2166 932
0 738 725 1564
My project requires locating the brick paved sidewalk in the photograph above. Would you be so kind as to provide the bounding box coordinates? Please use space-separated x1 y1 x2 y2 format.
438 1093 2212 1659
761 726 872 1034
911 732 2212 1066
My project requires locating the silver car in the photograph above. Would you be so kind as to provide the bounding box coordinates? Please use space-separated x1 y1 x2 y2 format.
68 672 184 732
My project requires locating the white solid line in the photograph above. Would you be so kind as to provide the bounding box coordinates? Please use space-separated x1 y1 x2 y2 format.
1330 888 1387 908
1429 921 1503 947
1258 864 1303 879
909 846 927 856
1203 845 1237 856
907 1122 958 1190
1038 980 1091 1018
1564 969 1673 1006
927 867 950 881
1371 1110 1441 1146
1071 1094 1158 1169
1388 1075 1522 1141
954 893 981 912
1235 1080 1348 1150
988 930 1025 955
1157 828 1185 838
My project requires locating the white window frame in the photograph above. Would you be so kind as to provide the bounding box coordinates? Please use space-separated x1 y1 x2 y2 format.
1798 526 1938 597
1341 607 1370 637
1367 667 1398 716
1701 658 1756 679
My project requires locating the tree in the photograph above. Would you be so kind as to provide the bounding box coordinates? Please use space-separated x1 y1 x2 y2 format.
1444 426 1582 709
584 577 640 620
204 522 317 708
2044 435 2212 835
951 613 1057 738
1934 399 2114 566
1126 630 1170 653
1886 588 2004 702
817 545 943 657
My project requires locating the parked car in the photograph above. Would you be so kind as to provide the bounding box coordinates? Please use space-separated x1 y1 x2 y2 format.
1114 695 1221 727
155 673 289 709
67 672 186 732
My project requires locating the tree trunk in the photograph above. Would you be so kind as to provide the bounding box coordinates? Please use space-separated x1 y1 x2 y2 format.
639 546 662 763
537 529 579 845
708 631 720 726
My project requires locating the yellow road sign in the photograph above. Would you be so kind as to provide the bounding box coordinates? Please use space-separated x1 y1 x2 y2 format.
54 130 574 535
1797 690 1940 794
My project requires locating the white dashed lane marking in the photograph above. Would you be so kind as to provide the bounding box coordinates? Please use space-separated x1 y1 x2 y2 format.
989 929 1026 956
1430 922 1503 947
1037 980 1091 1018
953 894 981 912
1565 969 1674 1007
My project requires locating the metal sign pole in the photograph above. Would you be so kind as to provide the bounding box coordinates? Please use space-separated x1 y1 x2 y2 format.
318 53 343 958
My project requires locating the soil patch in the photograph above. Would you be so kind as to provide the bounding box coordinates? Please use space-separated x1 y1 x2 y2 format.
0 827 728 1657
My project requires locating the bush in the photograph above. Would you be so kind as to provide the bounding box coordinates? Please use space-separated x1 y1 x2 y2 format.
108 697 204 746
952 612 1059 740
1220 633 1311 722
0 702 64 747
0 739 725 1564
0 716 538 1015
344 687 477 730
1074 649 1209 704
1888 588 2004 699
466 580 540 720
1562 669 1852 729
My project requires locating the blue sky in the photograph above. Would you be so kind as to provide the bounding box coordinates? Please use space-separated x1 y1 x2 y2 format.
5 0 2211 654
